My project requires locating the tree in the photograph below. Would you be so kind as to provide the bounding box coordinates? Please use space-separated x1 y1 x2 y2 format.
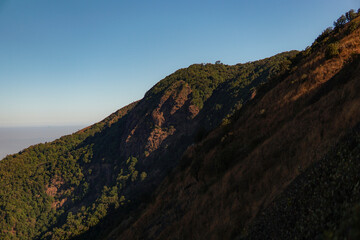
334 15 347 29
346 9 357 22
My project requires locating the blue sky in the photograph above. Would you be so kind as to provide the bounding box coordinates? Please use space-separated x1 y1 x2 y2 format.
0 0 358 127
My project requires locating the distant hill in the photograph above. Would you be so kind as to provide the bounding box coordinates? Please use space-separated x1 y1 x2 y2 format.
0 9 360 240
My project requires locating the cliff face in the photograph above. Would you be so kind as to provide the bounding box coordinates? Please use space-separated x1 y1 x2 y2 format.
108 16 360 240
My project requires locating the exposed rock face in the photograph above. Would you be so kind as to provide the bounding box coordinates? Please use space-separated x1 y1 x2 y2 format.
122 81 198 161
45 177 68 209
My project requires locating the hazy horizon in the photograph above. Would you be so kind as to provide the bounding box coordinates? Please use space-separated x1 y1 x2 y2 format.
0 125 86 160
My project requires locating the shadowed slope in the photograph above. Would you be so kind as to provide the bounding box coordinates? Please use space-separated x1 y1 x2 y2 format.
244 122 360 239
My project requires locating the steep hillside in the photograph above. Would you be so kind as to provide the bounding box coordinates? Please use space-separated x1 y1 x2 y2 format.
244 123 360 239
109 13 360 240
0 49 296 239
2 9 359 240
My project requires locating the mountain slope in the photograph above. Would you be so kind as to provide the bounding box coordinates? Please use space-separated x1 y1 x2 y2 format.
1 10 359 240
107 14 360 240
0 50 296 239
244 122 360 239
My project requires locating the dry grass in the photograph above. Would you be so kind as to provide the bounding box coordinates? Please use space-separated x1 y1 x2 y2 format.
109 17 360 240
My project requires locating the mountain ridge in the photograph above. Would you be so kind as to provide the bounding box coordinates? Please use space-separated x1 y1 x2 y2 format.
0 43 297 240
0 10 360 240
107 12 360 240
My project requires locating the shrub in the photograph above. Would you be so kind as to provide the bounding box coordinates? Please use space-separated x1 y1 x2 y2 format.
302 46 312 57
140 172 147 181
347 21 359 35
345 9 357 22
334 15 347 29
325 42 340 59
315 27 333 43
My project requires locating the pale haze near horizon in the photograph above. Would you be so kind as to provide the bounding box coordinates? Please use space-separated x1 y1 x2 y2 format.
0 126 86 160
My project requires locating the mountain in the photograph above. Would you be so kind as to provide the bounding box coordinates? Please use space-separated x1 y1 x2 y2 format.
104 11 360 240
0 44 297 239
0 10 359 240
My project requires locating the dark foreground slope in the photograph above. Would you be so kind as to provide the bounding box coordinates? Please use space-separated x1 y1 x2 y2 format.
108 14 360 240
244 122 360 240
0 48 296 239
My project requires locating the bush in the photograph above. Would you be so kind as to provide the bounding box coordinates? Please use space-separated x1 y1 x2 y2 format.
346 9 357 22
347 21 359 34
315 27 333 43
140 172 147 181
325 42 340 59
302 46 312 57
334 15 347 29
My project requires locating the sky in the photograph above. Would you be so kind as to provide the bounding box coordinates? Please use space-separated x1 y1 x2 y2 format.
0 0 358 127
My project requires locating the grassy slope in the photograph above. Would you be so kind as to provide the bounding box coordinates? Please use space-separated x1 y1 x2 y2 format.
111 16 360 240
244 122 360 239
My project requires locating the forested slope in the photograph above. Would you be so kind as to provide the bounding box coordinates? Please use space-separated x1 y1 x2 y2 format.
0 43 296 240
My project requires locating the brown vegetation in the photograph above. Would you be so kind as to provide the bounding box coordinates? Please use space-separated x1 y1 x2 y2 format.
109 16 360 240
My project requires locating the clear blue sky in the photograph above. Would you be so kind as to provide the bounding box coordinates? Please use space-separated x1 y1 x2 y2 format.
0 0 358 127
